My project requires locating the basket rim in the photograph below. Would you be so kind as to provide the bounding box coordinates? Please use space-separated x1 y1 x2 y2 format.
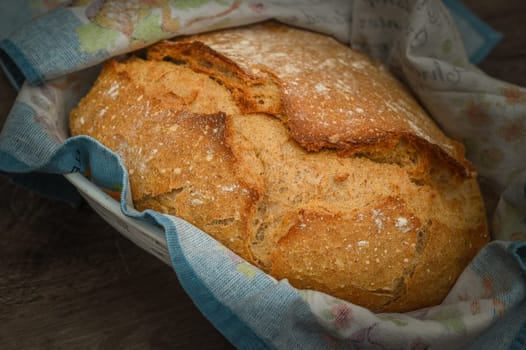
63 172 171 264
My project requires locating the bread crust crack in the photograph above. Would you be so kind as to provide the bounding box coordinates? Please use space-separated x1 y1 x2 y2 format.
69 21 488 312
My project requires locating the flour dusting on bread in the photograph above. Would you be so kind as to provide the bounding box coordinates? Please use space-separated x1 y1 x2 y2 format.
70 21 488 312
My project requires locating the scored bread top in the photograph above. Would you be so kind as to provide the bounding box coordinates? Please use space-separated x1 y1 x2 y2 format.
150 22 473 176
70 21 488 312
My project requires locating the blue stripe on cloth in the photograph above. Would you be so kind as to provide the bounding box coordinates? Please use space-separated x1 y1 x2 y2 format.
2 171 82 206
154 212 272 350
3 119 526 350
0 7 106 85
442 0 503 64
0 149 31 173
44 137 344 349
8 134 279 349
0 39 44 85
158 213 351 349
0 135 123 203
157 213 348 349
0 102 60 171
509 241 526 271
0 46 26 90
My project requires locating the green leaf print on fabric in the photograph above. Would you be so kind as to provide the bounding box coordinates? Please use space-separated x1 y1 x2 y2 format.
321 308 334 320
297 290 309 301
442 38 452 54
216 244 258 281
76 22 120 55
132 12 165 42
170 0 230 10
427 307 466 334
236 262 257 280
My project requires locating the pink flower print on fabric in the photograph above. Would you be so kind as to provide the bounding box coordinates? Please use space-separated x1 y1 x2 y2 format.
331 303 353 329
471 299 481 315
464 100 492 125
248 3 267 14
498 118 526 143
501 86 526 105
349 324 378 344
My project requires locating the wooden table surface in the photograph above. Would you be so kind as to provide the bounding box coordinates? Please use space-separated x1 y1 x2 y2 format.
1 1 525 349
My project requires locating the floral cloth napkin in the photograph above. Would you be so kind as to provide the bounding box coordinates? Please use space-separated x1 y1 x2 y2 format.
1 1 525 349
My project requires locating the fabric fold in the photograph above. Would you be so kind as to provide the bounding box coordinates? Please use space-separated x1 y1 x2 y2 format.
0 1 523 349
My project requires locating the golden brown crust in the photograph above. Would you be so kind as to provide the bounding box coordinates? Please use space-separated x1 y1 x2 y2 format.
181 22 474 176
147 41 284 117
69 21 489 312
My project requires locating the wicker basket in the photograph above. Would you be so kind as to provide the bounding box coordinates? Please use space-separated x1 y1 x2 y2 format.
64 172 171 265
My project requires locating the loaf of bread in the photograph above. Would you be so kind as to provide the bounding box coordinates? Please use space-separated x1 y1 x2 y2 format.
69 21 489 312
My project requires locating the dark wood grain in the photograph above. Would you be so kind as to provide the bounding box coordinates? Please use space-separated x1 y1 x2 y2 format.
0 1 524 349
0 54 233 346
0 176 233 349
463 0 526 87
